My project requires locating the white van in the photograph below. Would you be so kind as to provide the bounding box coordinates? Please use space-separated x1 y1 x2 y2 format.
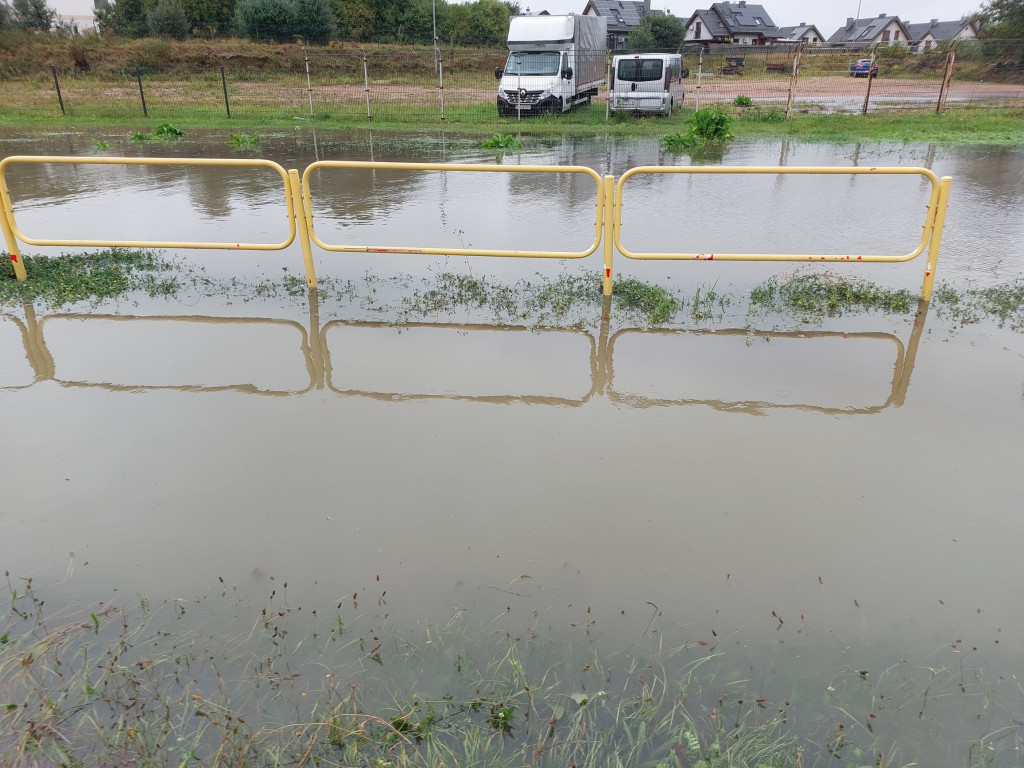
608 53 685 115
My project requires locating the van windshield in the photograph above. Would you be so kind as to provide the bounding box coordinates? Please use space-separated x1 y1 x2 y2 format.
504 51 562 76
617 58 664 82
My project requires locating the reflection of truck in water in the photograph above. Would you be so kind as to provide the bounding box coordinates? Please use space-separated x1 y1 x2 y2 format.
495 14 607 116
608 53 685 115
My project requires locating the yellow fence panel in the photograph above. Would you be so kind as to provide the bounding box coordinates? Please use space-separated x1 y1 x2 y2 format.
0 155 298 251
614 165 951 300
301 161 604 260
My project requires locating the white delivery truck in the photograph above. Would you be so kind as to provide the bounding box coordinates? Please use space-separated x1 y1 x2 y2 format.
608 53 685 115
495 14 607 116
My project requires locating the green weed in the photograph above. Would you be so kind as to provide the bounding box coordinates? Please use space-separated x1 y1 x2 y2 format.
0 249 177 308
749 272 915 322
933 279 1024 330
733 94 753 107
613 276 680 324
225 131 261 149
662 107 734 150
91 138 109 151
130 122 185 142
480 133 522 149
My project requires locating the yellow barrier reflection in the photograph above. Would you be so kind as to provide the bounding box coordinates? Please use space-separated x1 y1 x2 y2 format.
2 294 930 415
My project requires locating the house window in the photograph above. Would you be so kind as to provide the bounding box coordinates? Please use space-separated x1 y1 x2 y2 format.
881 30 890 41
894 30 900 40
695 21 701 37
924 39 932 51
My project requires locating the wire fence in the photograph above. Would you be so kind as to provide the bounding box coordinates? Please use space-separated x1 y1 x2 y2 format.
8 40 1023 124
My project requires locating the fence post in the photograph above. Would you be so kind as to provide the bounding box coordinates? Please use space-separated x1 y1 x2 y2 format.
920 176 952 302
135 66 148 118
936 47 956 113
605 53 611 121
439 59 445 121
304 49 314 118
602 175 614 296
860 51 875 116
220 66 231 119
784 42 801 119
361 49 372 120
50 65 66 116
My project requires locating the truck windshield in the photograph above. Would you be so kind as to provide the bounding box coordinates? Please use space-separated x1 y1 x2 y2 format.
504 51 562 77
617 59 663 82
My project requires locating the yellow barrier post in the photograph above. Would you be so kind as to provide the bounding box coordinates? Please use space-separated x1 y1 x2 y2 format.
288 169 318 289
920 175 951 302
0 174 27 281
602 175 614 296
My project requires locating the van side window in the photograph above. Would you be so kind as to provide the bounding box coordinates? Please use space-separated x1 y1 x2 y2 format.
617 59 664 82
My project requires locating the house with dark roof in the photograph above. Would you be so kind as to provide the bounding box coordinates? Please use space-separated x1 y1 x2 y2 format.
683 2 785 47
582 0 656 49
827 13 911 48
904 17 979 53
777 23 826 46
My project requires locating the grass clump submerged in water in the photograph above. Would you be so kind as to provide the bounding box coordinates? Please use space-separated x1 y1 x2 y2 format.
0 249 179 308
934 280 1024 330
750 272 915 321
0 576 807 768
613 276 680 324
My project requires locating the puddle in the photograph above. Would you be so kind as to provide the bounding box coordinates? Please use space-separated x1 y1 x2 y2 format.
2 130 1024 764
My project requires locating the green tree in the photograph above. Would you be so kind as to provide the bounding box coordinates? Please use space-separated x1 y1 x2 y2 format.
146 0 189 37
627 13 685 50
293 0 334 42
0 1 14 29
441 1 471 45
975 0 1024 38
234 0 332 42
466 0 509 46
12 0 56 30
95 0 151 37
331 0 374 40
179 0 234 32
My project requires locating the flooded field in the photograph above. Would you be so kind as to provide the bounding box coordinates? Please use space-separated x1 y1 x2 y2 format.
1 130 1024 765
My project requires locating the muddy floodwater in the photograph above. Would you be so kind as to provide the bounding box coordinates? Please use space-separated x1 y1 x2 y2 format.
2 130 1024 763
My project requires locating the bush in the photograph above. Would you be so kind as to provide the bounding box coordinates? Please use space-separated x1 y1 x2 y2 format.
662 107 734 150
11 0 56 31
146 0 190 38
234 0 334 43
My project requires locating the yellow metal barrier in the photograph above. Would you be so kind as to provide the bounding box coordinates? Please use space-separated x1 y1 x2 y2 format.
1 157 953 303
613 166 952 301
300 161 604 260
0 155 316 286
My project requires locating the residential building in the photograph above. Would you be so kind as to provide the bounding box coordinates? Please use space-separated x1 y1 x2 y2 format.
777 23 826 46
684 1 785 47
827 13 911 48
582 0 657 49
904 17 979 53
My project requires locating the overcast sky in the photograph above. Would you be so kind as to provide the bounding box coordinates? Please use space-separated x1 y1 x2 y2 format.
521 0 982 37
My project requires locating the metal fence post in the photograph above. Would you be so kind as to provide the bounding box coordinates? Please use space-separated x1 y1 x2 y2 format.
51 66 65 116
602 175 614 296
439 60 445 121
362 49 372 120
304 49 314 118
135 66 148 118
220 66 231 119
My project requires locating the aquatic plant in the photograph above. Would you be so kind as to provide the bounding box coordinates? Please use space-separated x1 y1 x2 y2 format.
749 272 916 322
226 132 261 149
480 133 523 149
662 108 734 150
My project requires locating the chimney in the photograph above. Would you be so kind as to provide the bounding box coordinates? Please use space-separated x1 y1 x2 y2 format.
644 0 651 11
738 0 746 6
846 17 854 28
878 12 885 18
930 18 938 26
